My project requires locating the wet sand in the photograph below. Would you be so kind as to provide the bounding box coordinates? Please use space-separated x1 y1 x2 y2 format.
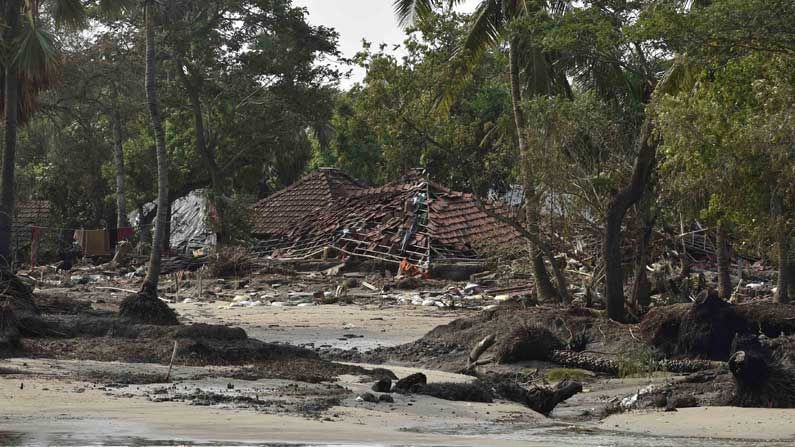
4 294 795 446
172 301 474 350
602 406 795 440
0 365 546 446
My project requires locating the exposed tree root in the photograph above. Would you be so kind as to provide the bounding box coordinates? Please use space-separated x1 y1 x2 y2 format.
730 334 795 408
118 285 178 326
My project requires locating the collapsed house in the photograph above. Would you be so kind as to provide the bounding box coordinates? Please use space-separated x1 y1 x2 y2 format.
130 189 217 252
251 168 528 274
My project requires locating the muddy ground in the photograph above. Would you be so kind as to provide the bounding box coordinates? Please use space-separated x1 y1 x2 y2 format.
2 264 795 445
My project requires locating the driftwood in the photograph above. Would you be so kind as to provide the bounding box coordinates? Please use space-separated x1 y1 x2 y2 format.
468 334 496 367
410 376 583 415
490 379 583 415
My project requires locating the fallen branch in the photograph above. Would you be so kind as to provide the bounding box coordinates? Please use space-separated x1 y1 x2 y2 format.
95 286 138 294
165 340 179 382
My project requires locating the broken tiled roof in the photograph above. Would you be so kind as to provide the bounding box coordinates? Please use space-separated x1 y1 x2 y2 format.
14 200 51 225
251 168 366 237
254 170 528 267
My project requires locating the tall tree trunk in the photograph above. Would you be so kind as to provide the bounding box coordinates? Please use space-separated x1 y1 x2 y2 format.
604 118 657 321
163 200 171 253
786 259 795 298
773 195 790 304
177 65 221 192
111 109 128 228
509 42 557 301
0 0 21 269
603 62 681 321
176 63 226 242
142 0 169 295
630 200 655 308
716 223 732 299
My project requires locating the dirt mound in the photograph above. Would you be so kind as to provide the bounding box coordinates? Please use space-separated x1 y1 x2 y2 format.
118 289 179 326
174 324 247 341
677 290 751 361
0 270 37 315
495 325 564 363
638 303 689 356
735 302 795 337
0 304 21 351
344 303 632 372
395 372 427 392
640 296 795 361
730 334 795 408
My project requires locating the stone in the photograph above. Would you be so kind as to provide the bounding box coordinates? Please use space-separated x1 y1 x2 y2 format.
372 378 392 393
394 373 427 393
357 392 379 403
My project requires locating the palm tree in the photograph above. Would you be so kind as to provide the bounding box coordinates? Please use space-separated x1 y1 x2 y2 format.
393 0 571 302
118 0 177 324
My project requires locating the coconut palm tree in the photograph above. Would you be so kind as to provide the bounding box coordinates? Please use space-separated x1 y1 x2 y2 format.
1 0 134 268
393 0 571 301
117 0 177 324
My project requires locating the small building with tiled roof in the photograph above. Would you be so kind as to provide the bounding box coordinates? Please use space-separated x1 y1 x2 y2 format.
252 169 528 271
251 168 366 238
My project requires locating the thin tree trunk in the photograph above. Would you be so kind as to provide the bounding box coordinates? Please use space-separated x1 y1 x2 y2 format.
142 0 169 295
773 195 790 304
509 42 557 301
163 200 171 253
776 230 791 305
176 63 226 242
177 64 222 192
716 223 732 299
630 203 655 308
604 118 657 321
786 257 795 298
111 109 128 228
603 62 681 321
0 0 21 268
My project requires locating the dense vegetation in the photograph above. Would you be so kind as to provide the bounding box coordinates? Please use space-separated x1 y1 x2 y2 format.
1 0 793 319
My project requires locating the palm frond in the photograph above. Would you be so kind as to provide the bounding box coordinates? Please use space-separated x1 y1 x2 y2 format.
14 19 60 83
460 0 505 59
393 0 438 26
654 56 697 98
96 0 138 19
50 0 88 30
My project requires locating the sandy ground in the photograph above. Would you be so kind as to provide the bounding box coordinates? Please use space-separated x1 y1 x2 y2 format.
4 289 795 446
0 360 550 447
602 407 795 440
172 301 474 351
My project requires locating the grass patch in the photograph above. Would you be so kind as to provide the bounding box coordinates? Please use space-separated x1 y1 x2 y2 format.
618 345 661 378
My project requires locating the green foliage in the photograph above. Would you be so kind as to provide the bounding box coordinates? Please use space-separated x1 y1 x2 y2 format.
544 368 592 382
658 53 795 252
618 345 661 379
14 0 341 229
314 11 517 193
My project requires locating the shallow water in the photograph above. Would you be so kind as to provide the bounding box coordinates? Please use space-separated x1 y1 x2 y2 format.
2 429 792 447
